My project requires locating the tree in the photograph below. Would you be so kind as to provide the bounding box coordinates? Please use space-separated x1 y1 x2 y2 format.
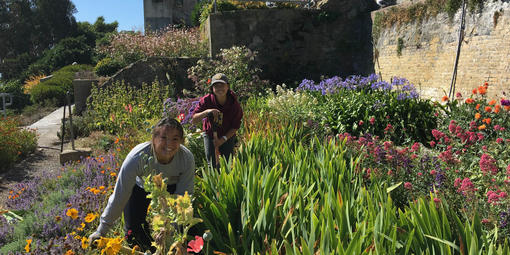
0 0 77 80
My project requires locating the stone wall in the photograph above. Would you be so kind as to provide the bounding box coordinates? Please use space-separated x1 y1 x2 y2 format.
207 8 375 85
373 0 510 100
144 0 197 30
101 57 198 97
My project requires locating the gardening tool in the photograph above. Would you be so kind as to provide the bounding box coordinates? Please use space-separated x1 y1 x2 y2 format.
207 111 223 167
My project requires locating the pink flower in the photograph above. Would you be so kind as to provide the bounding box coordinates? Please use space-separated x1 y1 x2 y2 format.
411 142 420 152
429 141 436 147
430 170 437 175
417 172 423 177
496 138 504 144
487 191 500 205
187 236 204 253
479 154 498 175
358 120 364 126
384 124 393 132
369 117 375 125
433 197 441 204
387 170 393 175
481 219 490 224
383 141 392 150
454 178 462 188
404 182 412 190
455 92 462 98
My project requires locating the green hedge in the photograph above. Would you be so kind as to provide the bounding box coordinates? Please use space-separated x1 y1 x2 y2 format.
30 64 93 106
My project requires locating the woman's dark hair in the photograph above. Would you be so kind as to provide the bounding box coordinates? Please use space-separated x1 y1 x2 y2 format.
152 117 184 138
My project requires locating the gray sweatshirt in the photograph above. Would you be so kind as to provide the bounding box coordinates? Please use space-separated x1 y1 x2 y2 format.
96 142 195 235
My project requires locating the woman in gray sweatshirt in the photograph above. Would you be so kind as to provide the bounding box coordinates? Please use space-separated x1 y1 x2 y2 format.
88 117 195 252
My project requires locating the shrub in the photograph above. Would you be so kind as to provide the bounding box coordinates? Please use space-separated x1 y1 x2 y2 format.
23 36 93 80
86 80 171 135
30 64 93 106
0 79 31 110
297 75 438 145
0 117 37 171
93 57 124 77
57 114 92 140
187 45 269 100
95 27 208 77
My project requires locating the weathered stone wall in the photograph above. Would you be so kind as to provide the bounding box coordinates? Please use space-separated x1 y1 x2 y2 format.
144 0 197 30
101 57 198 97
373 0 510 100
207 8 375 85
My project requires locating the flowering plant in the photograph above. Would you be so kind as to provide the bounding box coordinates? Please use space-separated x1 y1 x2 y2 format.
144 174 203 254
187 45 269 100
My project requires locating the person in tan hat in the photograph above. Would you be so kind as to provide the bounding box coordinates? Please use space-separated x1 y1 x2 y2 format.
191 73 243 168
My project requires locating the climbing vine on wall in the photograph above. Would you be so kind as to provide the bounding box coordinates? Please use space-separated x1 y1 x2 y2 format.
372 0 486 42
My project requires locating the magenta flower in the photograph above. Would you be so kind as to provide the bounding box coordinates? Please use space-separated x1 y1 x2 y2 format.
411 142 420 152
480 154 498 174
404 182 412 190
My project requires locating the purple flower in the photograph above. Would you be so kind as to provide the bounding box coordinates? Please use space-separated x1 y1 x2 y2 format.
501 99 510 106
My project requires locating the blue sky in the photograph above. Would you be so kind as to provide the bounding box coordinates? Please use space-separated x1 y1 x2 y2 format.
73 0 144 32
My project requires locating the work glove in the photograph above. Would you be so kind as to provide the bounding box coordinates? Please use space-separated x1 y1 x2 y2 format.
88 231 102 246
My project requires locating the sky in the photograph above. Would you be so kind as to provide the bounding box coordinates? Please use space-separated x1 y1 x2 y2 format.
73 0 144 32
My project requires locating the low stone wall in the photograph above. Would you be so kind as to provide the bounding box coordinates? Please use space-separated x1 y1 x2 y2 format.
373 0 510 100
207 8 375 85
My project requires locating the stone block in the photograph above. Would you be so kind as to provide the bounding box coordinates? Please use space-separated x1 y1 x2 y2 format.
60 148 92 165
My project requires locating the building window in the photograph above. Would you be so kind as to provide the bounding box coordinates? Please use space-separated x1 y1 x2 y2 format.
175 0 183 8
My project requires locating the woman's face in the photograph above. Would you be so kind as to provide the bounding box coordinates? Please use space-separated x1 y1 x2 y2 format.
212 82 229 97
152 126 184 164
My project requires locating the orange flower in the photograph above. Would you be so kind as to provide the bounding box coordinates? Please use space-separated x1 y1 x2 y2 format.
25 239 32 253
478 125 486 130
55 216 62 222
483 118 491 124
485 106 492 113
489 100 496 105
66 208 79 220
495 105 501 113
505 105 510 111
475 113 481 119
476 104 481 110
442 96 449 102
65 250 75 255
472 89 477 94
84 213 98 223
81 237 89 249
478 86 487 95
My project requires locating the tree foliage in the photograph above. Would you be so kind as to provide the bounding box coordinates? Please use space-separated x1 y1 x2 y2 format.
0 0 77 79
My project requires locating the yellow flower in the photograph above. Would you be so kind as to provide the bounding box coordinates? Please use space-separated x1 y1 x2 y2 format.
66 208 79 220
25 239 32 253
81 236 89 249
55 215 62 222
84 213 98 223
101 237 123 255
65 249 75 255
94 237 108 249
76 222 85 231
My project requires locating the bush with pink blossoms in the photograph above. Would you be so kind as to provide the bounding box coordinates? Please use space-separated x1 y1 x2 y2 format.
95 26 208 76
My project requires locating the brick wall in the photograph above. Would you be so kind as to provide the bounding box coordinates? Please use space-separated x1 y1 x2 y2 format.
373 1 510 100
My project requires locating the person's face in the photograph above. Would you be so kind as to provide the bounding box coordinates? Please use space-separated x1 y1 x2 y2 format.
152 126 184 164
212 82 229 97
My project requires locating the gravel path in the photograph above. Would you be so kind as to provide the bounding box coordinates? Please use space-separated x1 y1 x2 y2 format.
0 106 68 207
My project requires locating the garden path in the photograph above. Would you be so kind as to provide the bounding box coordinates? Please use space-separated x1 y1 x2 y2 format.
0 106 69 207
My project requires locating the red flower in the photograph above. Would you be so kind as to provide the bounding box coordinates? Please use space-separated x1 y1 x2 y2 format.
187 236 204 253
369 117 375 125
178 113 185 122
